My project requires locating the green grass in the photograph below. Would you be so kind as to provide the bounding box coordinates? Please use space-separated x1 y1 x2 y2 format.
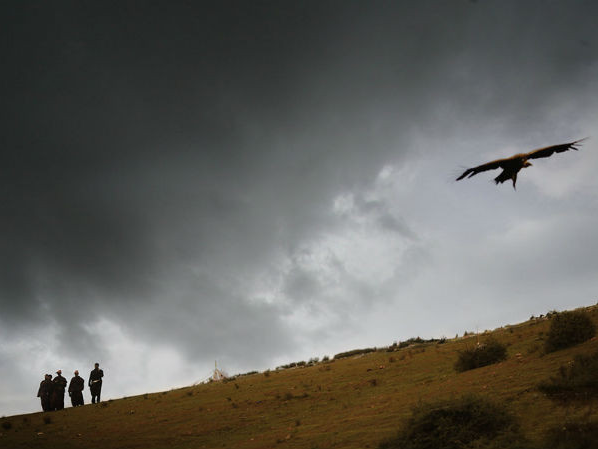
1 305 598 449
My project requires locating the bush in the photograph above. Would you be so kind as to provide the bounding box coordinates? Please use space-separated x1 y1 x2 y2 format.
334 347 377 359
1 421 12 430
276 362 296 370
542 420 598 449
544 310 596 353
397 337 443 349
378 395 529 449
538 351 598 401
454 338 507 372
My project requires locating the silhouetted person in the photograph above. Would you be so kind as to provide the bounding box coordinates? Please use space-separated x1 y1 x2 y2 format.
37 374 54 412
52 369 67 410
89 362 104 403
68 370 85 407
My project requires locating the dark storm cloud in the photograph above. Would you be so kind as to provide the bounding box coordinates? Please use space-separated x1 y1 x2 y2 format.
2 2 414 325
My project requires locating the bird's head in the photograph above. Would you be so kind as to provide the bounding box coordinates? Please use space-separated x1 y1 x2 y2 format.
523 161 532 168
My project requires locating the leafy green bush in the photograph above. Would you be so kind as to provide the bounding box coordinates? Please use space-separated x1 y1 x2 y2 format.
378 395 529 449
538 351 598 401
544 310 596 353
542 420 598 449
454 338 507 372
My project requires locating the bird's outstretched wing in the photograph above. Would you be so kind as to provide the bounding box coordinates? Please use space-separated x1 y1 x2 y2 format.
456 158 506 180
524 138 587 160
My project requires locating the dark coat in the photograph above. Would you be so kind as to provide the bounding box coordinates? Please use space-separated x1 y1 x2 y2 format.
89 368 104 395
69 375 85 407
52 374 67 410
37 378 54 412
53 374 67 392
37 378 53 397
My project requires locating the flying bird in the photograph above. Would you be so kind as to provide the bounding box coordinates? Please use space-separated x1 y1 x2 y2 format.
456 138 586 190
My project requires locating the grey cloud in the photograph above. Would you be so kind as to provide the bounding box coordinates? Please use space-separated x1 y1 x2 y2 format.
129 271 294 365
357 197 418 239
283 264 323 306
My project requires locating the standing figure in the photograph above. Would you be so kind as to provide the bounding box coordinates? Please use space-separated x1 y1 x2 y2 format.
37 374 54 412
68 370 85 407
52 370 67 410
88 362 104 403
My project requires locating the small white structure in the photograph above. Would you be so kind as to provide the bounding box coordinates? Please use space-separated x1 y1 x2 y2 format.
211 361 228 382
193 361 229 385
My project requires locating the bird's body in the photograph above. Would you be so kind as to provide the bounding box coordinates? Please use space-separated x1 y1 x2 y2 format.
456 139 586 189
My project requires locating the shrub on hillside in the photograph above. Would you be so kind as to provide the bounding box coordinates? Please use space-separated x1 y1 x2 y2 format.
542 420 598 449
396 337 444 349
334 347 377 359
378 395 529 449
544 310 596 353
454 338 507 373
538 351 598 401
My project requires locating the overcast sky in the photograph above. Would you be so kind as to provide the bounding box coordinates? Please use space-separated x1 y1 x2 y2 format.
2 0 598 416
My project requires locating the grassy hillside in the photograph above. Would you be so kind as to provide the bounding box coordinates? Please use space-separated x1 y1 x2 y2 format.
2 305 598 449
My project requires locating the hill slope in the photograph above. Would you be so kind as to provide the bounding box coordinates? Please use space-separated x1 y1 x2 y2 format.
2 305 598 449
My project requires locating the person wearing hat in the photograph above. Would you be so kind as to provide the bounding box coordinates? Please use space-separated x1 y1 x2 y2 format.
68 370 85 407
37 374 54 412
88 362 104 403
52 369 67 410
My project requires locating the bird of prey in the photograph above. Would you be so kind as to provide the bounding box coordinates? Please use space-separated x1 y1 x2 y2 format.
456 138 586 190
